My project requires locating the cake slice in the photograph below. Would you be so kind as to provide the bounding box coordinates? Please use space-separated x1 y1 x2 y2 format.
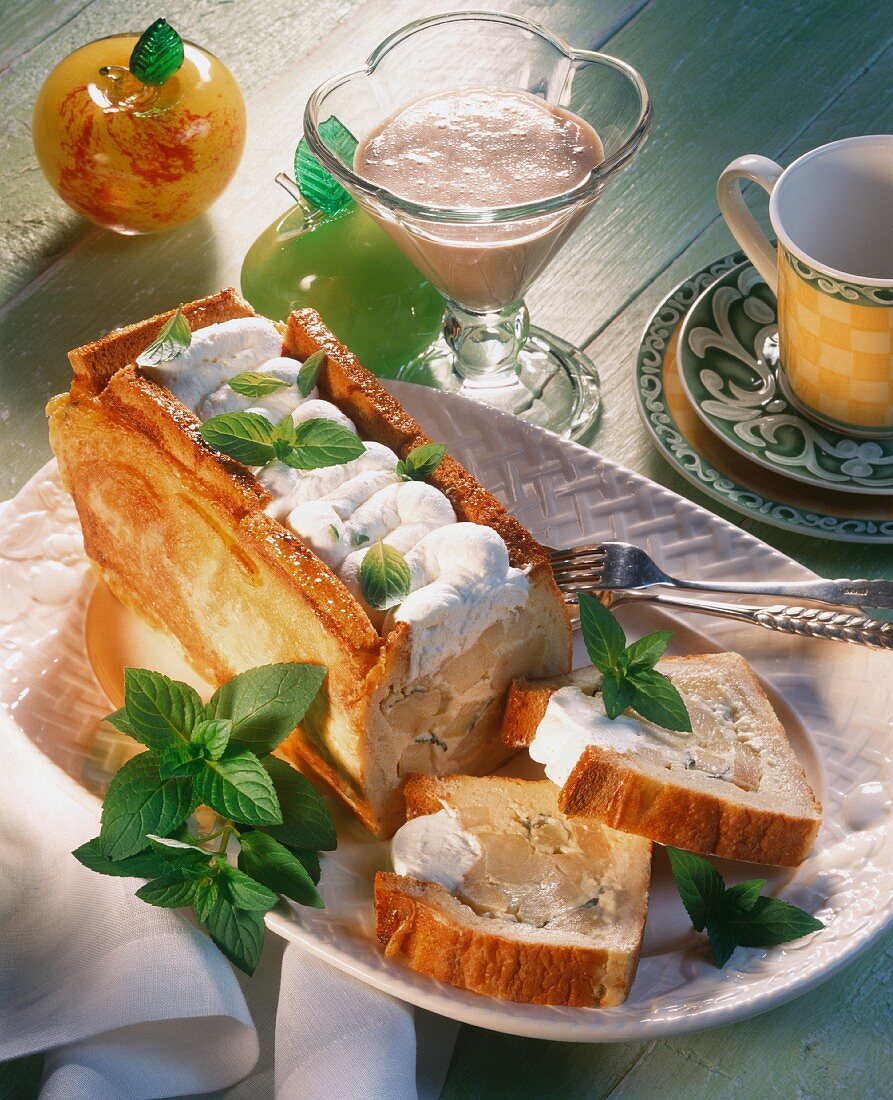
374 774 652 1007
503 652 822 866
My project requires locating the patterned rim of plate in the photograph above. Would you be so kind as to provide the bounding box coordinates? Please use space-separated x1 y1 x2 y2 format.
677 262 893 495
635 253 893 543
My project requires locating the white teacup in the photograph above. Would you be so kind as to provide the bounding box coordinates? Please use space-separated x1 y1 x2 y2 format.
718 135 893 436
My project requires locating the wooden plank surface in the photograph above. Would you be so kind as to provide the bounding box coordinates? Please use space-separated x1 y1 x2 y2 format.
0 1 891 1097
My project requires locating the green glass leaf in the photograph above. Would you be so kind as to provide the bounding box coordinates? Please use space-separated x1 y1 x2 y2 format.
73 838 170 879
227 371 291 398
359 539 411 611
578 593 626 672
260 758 336 851
123 667 202 751
276 418 365 471
396 442 446 482
294 117 358 215
627 667 692 732
218 863 279 912
200 412 277 466
129 18 185 86
136 872 200 909
191 718 232 760
99 754 195 860
135 305 191 367
622 630 673 673
205 662 327 755
194 747 283 827
205 894 266 975
296 349 326 397
666 847 725 932
239 830 324 908
726 895 824 947
601 668 634 719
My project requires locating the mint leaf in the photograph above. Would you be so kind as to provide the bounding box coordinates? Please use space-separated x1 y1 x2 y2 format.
136 873 199 909
290 847 321 885
205 895 266 975
146 834 212 872
200 412 276 466
261 758 336 850
136 304 190 366
158 748 204 781
601 668 634 719
396 442 446 482
726 896 824 947
705 916 739 967
73 838 170 879
628 668 692 732
622 630 672 672
359 539 411 611
193 878 219 924
227 371 290 398
578 593 626 671
352 533 369 547
191 718 232 760
217 863 279 911
276 418 365 471
195 748 282 827
239 830 324 908
723 879 766 917
666 847 724 931
99 754 195 860
105 708 135 736
123 668 202 751
297 349 326 397
206 663 326 755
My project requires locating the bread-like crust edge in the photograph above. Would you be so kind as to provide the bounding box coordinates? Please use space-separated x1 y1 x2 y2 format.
374 872 639 1007
502 654 822 866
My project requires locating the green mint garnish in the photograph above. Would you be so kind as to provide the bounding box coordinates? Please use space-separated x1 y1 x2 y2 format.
578 593 691 731
294 117 358 215
352 533 370 547
227 372 291 398
201 412 364 472
396 442 446 482
359 539 411 611
327 524 340 542
136 305 191 368
73 660 334 975
667 847 823 967
297 349 326 397
129 18 185 86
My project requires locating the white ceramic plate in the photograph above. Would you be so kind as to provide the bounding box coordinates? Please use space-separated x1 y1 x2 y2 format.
1 382 890 1043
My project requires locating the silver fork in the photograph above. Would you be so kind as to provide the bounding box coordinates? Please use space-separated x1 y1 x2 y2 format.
550 541 893 610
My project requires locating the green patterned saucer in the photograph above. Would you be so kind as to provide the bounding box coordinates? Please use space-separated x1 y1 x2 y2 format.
678 262 893 495
635 252 893 543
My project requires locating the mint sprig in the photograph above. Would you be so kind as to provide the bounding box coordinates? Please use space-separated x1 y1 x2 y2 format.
396 442 446 482
136 305 191 368
578 593 691 732
297 349 326 397
200 412 364 472
227 372 291 398
667 847 824 967
73 661 336 975
359 539 411 611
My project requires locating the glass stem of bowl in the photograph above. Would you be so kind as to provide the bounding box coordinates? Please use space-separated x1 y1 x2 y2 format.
442 300 530 387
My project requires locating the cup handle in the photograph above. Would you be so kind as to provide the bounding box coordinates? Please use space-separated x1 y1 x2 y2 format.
717 155 784 294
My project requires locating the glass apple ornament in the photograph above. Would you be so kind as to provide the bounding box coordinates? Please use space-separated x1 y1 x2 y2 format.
32 19 246 234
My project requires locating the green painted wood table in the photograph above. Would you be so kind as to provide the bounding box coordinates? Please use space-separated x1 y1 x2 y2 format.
1 1 890 1097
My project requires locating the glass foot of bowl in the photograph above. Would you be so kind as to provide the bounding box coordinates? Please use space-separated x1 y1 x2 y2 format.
397 326 601 440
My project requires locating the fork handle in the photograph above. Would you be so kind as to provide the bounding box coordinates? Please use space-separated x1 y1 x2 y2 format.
603 591 893 649
666 575 893 610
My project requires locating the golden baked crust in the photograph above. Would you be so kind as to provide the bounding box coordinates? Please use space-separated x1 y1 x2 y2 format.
502 653 822 866
49 290 572 836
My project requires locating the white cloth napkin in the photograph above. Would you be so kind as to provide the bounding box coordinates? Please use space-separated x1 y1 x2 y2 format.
0 705 458 1100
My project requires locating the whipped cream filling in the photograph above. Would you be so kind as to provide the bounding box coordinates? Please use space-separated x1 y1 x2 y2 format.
391 807 482 891
530 681 764 789
142 317 530 676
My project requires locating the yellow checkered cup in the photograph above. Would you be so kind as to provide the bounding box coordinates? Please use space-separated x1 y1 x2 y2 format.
718 136 893 436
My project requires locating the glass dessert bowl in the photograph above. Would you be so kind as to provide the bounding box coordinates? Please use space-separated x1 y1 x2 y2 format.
304 10 651 438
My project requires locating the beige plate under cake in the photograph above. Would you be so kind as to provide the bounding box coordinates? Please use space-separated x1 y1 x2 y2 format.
0 383 889 1042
